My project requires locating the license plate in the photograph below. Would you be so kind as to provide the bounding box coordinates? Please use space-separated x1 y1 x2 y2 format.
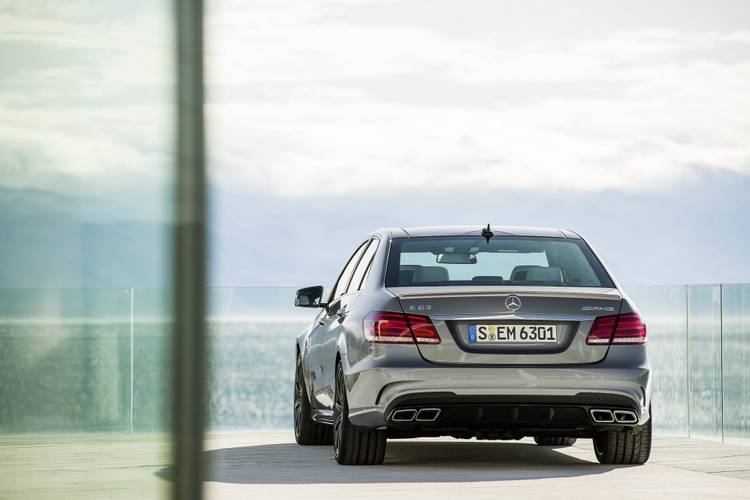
468 324 557 343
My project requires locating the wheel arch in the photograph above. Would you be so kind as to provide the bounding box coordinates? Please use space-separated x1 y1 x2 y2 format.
335 339 355 397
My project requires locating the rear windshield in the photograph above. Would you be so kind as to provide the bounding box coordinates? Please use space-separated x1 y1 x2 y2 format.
385 236 614 288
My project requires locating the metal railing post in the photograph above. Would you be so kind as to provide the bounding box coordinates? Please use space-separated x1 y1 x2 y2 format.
686 285 691 438
720 284 724 443
130 287 135 435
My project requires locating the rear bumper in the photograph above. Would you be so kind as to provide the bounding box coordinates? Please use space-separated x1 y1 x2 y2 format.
382 393 645 439
343 346 651 430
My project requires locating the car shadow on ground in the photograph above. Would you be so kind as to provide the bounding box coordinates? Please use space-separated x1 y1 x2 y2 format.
158 440 620 484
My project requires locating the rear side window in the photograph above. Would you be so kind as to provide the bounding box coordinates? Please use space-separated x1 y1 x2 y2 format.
385 236 613 288
347 238 379 293
331 241 368 300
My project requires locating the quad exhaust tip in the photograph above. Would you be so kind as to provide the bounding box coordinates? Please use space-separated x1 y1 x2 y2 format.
390 408 441 423
391 409 417 422
613 410 638 423
590 409 615 423
415 408 441 422
590 408 638 424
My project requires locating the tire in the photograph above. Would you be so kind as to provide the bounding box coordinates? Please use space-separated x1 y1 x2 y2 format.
593 413 652 465
534 436 577 446
294 355 333 445
333 362 386 465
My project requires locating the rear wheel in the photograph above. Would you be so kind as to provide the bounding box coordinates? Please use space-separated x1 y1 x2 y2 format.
593 414 652 465
534 436 577 446
294 355 332 445
333 362 386 465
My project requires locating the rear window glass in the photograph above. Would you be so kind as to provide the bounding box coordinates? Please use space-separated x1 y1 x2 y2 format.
385 236 613 288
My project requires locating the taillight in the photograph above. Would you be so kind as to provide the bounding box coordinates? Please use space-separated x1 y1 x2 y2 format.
363 312 412 343
586 312 647 345
610 313 647 344
363 311 441 344
405 313 441 344
586 314 618 344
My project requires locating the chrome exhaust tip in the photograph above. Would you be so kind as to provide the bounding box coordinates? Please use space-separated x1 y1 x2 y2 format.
415 408 441 422
590 409 615 423
614 410 638 424
390 409 417 422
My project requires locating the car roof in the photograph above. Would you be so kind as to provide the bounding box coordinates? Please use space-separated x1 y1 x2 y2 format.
371 225 581 239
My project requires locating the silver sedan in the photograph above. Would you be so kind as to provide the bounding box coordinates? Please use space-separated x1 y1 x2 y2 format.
294 225 651 465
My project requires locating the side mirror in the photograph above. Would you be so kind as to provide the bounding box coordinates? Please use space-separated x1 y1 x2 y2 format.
295 285 326 308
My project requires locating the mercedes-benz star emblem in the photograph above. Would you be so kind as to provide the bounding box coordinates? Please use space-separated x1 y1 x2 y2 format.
505 295 522 312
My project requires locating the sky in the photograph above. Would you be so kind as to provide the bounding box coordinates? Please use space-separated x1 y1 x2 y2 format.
1 0 749 288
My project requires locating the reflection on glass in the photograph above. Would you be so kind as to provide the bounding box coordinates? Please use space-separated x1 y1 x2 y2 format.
0 288 133 432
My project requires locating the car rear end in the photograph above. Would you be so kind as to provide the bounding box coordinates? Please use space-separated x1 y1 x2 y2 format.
344 227 651 464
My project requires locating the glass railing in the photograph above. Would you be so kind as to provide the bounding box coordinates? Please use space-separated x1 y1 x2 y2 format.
625 284 750 444
1 285 749 444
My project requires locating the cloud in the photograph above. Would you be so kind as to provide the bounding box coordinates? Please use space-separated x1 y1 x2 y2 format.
0 0 174 216
1 0 749 201
204 2 750 196
0 102 173 209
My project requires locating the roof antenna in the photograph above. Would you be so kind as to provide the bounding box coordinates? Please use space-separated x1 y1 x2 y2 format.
481 223 494 243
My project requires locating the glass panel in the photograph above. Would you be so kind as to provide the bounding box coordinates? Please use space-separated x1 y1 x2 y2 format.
722 284 750 445
626 285 688 435
687 285 723 440
133 288 172 432
206 287 311 429
0 1 175 498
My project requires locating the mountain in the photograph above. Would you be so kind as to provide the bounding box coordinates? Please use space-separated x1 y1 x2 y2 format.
2 170 749 289
0 186 168 288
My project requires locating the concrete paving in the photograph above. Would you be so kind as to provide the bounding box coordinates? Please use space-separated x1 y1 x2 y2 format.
1 432 749 499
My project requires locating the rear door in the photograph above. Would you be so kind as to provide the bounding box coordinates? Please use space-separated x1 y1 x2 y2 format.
394 285 622 365
311 239 371 407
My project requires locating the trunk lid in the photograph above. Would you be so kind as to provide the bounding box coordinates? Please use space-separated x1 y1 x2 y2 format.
391 285 622 365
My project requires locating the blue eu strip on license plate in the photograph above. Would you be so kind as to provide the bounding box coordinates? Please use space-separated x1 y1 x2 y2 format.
468 324 477 343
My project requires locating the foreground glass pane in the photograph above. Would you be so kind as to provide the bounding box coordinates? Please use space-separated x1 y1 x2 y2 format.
0 1 175 498
0 289 133 432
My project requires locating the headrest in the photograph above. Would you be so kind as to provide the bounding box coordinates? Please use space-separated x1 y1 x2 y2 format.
399 265 422 285
412 266 449 283
399 265 422 271
510 265 543 281
471 275 504 281
525 266 563 283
